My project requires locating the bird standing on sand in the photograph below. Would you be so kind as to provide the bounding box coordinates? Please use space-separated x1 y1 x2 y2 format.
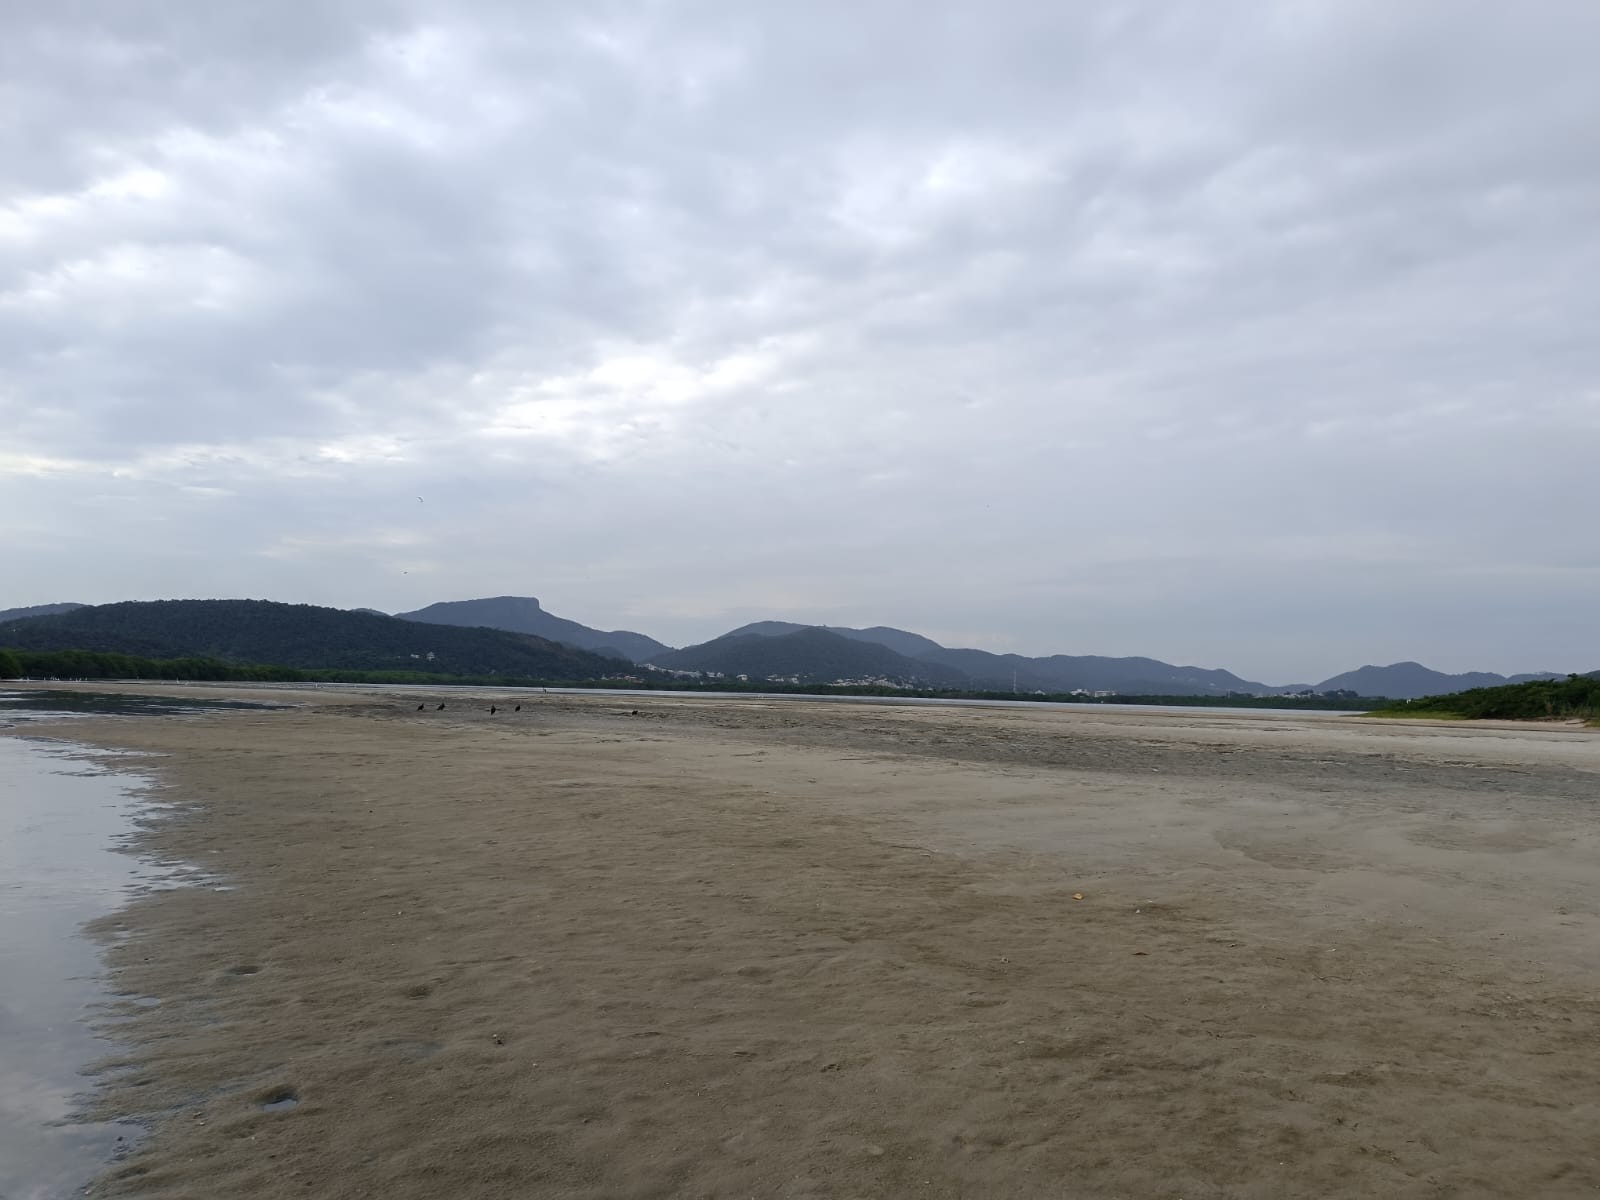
489 705 497 715
436 702 446 711
514 704 521 712
416 703 425 711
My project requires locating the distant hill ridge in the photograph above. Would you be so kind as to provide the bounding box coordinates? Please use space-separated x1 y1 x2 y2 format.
722 621 947 660
1316 662 1563 698
706 623 1568 698
715 621 1274 696
396 596 669 663
0 600 627 679
0 602 86 624
652 628 969 686
1 593 1575 698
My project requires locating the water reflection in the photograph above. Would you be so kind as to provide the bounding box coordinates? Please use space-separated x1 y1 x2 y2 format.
0 687 287 725
0 737 148 1199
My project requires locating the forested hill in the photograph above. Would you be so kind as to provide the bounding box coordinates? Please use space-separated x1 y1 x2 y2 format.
395 596 670 663
0 602 86 623
0 600 629 679
1316 661 1562 699
721 620 947 660
718 622 1274 695
652 627 969 685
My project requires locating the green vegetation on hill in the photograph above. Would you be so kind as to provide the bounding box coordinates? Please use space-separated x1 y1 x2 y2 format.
396 596 670 663
0 602 87 624
1370 674 1600 723
1318 661 1561 699
0 648 627 687
2 648 1380 710
717 622 1275 695
0 599 628 680
653 627 968 685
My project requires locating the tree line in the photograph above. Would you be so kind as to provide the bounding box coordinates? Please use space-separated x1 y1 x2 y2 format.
0 646 1400 710
0 648 619 687
1372 674 1600 722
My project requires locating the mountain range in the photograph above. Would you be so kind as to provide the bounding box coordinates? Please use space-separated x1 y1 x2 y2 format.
1312 662 1565 697
0 600 625 679
0 594 1580 698
650 627 971 686
666 621 1280 695
394 596 669 663
393 602 1573 698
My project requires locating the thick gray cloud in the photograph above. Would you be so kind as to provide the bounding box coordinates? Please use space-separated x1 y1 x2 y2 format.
4 0 1597 681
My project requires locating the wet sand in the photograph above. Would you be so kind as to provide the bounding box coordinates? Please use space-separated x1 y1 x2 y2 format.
13 683 1600 1198
0 737 146 1199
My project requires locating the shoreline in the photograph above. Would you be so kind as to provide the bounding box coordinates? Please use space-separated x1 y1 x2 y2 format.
0 735 148 1199
8 675 1378 718
12 683 1600 1197
19 676 1600 735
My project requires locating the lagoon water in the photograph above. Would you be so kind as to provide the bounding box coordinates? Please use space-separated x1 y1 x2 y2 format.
0 709 149 1199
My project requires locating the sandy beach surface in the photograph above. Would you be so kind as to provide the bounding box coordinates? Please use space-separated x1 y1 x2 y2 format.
13 683 1600 1198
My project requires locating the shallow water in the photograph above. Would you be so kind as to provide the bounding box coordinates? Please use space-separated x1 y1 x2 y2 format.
528 686 1366 719
227 679 1362 718
0 735 150 1199
0 687 286 727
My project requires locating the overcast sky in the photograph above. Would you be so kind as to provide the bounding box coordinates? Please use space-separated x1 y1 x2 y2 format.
4 1 1597 682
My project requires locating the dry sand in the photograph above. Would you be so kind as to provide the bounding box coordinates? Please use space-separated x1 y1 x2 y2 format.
14 684 1600 1198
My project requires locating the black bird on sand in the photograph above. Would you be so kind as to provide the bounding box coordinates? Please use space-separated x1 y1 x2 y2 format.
514 704 521 712
416 703 425 711
436 702 446 711
489 705 497 715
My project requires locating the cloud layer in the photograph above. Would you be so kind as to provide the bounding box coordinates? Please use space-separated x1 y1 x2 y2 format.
5 1 1598 680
